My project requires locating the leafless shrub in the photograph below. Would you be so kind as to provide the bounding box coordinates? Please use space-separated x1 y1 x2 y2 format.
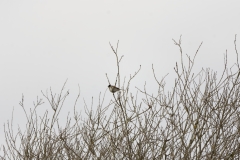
1 36 240 159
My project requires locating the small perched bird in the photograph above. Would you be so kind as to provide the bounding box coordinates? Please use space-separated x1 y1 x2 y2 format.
108 85 121 93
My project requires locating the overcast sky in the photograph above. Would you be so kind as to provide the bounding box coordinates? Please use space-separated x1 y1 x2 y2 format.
0 0 240 145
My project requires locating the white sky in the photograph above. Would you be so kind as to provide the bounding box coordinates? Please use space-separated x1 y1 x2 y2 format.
0 0 240 145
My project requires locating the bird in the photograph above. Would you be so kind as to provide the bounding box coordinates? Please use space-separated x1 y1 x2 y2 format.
108 85 121 93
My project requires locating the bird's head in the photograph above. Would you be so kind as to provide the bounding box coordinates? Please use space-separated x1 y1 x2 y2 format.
108 85 111 88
